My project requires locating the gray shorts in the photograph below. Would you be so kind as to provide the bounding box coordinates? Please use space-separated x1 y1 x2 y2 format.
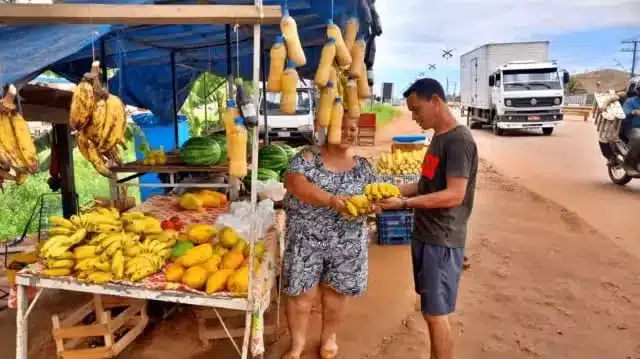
411 240 464 315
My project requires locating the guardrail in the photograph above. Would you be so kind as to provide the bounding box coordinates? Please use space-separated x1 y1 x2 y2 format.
562 105 593 121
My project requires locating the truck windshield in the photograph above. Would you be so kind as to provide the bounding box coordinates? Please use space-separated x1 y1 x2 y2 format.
259 91 311 115
503 69 562 91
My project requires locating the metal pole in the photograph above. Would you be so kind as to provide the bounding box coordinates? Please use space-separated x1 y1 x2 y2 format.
170 51 179 149
225 24 239 201
260 36 269 145
53 124 78 217
632 42 638 77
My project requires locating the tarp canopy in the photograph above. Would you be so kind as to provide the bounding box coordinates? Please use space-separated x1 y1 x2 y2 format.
0 0 381 124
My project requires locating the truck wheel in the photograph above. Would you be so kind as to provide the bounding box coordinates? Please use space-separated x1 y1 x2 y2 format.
542 128 554 136
492 120 503 136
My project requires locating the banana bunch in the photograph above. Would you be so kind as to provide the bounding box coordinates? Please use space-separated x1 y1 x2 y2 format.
0 84 39 186
344 195 373 218
71 61 128 178
364 183 401 202
124 231 177 282
375 148 428 176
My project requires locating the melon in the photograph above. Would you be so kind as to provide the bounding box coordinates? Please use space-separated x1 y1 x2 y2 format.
209 133 227 161
180 137 222 166
243 168 282 189
258 145 289 171
278 144 296 160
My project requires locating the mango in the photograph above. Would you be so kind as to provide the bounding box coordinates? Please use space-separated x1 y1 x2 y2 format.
221 251 244 270
181 265 208 290
243 241 266 260
213 244 229 257
178 243 213 267
201 255 222 274
205 269 234 294
227 266 249 294
231 239 247 254
219 226 239 249
165 263 185 282
186 224 217 244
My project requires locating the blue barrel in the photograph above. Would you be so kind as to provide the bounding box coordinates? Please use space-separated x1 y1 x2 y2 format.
392 135 429 144
133 113 190 201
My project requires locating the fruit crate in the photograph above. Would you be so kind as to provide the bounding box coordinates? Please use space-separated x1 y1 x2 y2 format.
376 210 413 245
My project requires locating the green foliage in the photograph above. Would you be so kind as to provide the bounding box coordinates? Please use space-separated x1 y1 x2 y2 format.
362 103 402 127
0 141 139 241
565 76 586 95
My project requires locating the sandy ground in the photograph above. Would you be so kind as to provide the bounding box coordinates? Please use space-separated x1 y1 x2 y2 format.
2 110 640 359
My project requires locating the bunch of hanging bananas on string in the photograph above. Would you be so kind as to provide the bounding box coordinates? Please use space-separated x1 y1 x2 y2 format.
0 84 39 187
70 61 127 178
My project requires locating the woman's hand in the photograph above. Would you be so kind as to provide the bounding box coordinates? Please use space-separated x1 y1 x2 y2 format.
328 195 349 214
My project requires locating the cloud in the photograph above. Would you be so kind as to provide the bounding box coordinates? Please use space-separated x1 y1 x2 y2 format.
374 0 640 71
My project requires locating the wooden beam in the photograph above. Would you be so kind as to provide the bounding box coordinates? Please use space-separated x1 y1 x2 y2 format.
0 4 282 25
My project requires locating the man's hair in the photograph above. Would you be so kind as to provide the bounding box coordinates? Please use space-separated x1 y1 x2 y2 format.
403 78 446 101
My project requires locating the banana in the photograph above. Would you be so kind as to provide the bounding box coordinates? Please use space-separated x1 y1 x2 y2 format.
157 248 172 260
0 111 28 171
48 259 74 269
49 216 74 229
69 66 98 130
52 251 74 260
109 207 120 219
94 261 111 272
99 95 126 152
9 112 38 173
88 232 108 245
104 240 122 256
125 244 143 258
99 251 110 263
41 268 71 277
149 240 172 254
112 250 125 279
69 215 84 229
97 233 122 252
129 266 155 282
125 261 154 277
68 228 88 245
75 257 99 271
345 200 359 217
87 271 113 284
76 132 110 177
122 211 145 222
73 245 97 260
48 227 73 236
95 223 121 233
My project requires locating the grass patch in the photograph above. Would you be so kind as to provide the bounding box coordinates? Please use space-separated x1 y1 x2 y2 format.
0 142 139 241
362 103 402 127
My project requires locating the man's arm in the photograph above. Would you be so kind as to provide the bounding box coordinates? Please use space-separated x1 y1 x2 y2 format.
623 98 640 117
399 182 419 197
406 177 468 209
406 137 476 209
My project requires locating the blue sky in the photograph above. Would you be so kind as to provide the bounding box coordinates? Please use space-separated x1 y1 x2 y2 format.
372 0 640 98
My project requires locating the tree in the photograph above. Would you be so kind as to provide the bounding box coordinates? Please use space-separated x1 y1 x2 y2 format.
565 76 586 94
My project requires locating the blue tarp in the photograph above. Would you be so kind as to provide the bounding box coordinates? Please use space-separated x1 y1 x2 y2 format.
0 0 378 124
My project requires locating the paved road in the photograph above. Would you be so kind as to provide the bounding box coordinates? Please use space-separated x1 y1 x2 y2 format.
461 115 640 259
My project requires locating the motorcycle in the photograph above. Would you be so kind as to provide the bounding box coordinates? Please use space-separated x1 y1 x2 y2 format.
595 87 640 186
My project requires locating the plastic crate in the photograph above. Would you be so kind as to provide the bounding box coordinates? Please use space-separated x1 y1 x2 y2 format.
376 174 421 186
376 210 413 245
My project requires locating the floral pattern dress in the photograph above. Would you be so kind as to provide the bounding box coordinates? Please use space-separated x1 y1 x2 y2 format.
282 147 376 296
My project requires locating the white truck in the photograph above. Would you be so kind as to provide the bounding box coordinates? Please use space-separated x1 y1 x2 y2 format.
259 80 317 145
460 41 570 136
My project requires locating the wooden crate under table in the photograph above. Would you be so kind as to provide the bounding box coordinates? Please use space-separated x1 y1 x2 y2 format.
51 294 148 358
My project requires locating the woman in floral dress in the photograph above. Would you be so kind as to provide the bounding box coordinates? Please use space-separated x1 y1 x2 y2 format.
282 115 377 359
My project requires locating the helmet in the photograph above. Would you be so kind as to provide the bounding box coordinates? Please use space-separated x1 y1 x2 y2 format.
626 76 640 97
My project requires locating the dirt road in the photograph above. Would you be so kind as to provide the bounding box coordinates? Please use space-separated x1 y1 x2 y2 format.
464 115 640 260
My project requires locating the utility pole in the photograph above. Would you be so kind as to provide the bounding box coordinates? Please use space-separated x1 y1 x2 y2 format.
621 39 639 77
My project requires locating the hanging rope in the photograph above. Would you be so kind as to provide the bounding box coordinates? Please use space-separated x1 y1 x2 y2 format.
234 23 241 81
330 0 334 21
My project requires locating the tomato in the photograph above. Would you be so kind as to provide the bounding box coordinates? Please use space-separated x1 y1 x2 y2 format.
173 222 184 231
161 220 174 230
170 216 182 224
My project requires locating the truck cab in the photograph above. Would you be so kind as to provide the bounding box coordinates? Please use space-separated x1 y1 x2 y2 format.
259 81 316 145
488 61 569 135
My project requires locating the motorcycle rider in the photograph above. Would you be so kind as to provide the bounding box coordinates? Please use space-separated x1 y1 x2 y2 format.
621 78 640 174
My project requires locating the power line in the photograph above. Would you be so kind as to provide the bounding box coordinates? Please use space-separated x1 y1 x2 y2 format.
621 39 639 77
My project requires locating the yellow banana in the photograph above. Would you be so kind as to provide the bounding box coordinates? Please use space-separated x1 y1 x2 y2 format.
76 132 110 177
9 112 38 173
48 259 74 269
87 271 113 284
345 200 358 217
48 227 73 236
73 245 97 260
69 74 96 130
49 216 74 229
112 250 125 279
41 268 71 277
94 261 111 272
0 112 28 171
129 266 156 282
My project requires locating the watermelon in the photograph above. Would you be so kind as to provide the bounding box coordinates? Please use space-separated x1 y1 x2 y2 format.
243 168 282 189
180 137 222 166
209 133 227 161
279 144 296 160
258 145 289 171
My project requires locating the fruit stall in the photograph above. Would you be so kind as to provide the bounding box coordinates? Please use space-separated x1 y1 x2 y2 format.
0 1 383 358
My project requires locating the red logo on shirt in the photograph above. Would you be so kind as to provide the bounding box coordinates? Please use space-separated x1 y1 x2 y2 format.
422 153 440 179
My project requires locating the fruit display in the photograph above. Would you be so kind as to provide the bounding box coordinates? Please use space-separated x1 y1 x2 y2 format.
178 190 227 211
364 183 402 201
318 81 336 128
180 136 222 166
0 84 39 186
280 9 306 67
374 148 428 175
166 226 265 295
71 61 127 177
328 97 344 145
344 195 374 217
38 208 176 283
267 36 287 93
343 17 359 52
142 147 168 165
349 37 366 77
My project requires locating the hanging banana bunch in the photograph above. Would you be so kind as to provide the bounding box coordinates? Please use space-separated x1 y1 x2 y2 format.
0 84 39 187
71 61 128 178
